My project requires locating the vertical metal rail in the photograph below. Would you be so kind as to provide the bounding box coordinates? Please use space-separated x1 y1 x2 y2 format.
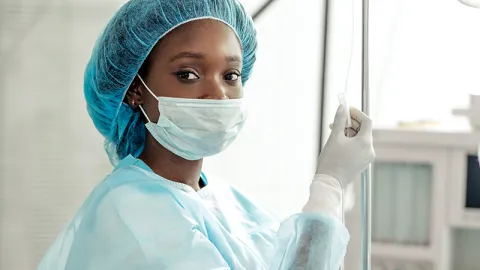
361 0 371 269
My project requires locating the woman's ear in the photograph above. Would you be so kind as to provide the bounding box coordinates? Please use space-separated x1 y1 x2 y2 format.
125 77 145 109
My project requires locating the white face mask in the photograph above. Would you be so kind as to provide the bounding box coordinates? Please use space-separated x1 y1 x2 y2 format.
137 75 247 160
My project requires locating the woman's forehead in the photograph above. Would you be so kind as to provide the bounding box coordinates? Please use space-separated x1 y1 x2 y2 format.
151 19 243 62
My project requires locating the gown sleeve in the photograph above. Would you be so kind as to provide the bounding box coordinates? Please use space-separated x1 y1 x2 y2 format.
268 212 349 270
268 174 350 269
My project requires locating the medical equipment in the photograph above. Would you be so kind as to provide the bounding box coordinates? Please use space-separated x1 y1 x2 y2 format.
327 0 373 267
338 93 353 137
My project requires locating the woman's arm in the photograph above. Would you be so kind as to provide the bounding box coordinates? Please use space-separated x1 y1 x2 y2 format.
269 105 375 269
269 175 349 270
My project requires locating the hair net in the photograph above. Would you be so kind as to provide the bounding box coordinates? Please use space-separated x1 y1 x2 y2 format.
84 0 257 165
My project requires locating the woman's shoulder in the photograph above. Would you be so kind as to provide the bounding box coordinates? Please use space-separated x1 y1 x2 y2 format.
38 166 198 270
80 165 204 233
93 164 189 208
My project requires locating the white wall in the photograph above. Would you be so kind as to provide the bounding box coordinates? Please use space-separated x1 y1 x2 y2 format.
0 5 117 269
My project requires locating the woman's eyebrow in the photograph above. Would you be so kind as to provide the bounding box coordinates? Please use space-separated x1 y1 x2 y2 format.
226 55 242 63
169 52 205 62
169 52 242 63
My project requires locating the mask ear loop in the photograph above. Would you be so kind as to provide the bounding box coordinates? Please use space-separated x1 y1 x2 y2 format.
138 105 152 123
136 75 157 123
137 75 157 98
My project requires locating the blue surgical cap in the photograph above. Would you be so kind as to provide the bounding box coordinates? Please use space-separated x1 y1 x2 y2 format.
84 0 257 165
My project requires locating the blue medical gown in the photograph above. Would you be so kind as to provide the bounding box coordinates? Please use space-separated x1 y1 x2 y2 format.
37 155 349 270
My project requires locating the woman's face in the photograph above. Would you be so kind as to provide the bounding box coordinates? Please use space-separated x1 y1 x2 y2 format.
127 19 243 122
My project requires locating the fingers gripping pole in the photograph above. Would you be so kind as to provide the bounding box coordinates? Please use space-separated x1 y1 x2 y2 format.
338 93 352 138
361 0 372 269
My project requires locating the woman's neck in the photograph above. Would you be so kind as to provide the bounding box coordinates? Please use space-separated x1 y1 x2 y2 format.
139 135 203 191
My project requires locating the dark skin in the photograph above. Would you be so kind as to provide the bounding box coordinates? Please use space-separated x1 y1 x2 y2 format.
125 19 243 191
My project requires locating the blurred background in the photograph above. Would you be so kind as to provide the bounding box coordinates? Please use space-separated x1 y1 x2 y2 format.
0 0 479 269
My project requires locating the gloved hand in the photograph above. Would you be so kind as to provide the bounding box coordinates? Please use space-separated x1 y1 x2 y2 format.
316 105 375 187
303 105 375 219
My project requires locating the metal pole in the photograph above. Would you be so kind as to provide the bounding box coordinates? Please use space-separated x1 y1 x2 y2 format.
318 0 330 153
361 0 371 269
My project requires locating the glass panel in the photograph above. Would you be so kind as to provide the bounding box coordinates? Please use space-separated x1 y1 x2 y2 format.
452 229 480 270
465 155 480 209
373 162 432 246
372 258 433 270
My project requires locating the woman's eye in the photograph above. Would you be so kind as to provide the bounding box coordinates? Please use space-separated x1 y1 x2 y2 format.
176 71 199 80
224 72 241 81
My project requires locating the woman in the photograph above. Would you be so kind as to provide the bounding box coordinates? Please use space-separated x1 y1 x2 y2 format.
38 0 375 269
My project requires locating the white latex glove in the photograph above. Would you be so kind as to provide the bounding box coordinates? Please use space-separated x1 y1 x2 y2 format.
303 105 375 220
316 105 375 186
